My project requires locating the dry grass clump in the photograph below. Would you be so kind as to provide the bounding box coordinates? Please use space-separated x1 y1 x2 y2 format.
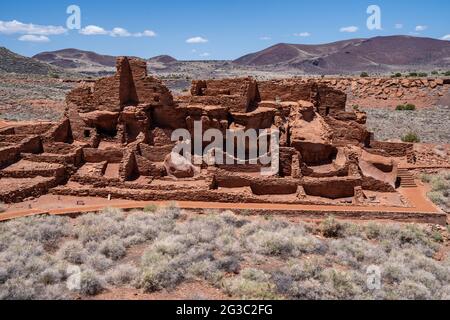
0 206 449 300
78 270 104 296
422 171 450 212
222 268 279 300
105 264 139 287
0 215 70 300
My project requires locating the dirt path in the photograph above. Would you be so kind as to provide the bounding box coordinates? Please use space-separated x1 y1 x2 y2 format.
1 185 445 224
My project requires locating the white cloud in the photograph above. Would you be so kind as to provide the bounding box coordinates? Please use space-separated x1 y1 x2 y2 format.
340 26 359 33
259 36 271 40
199 52 210 57
0 20 66 35
140 30 156 37
442 34 450 40
186 36 208 44
80 25 156 38
294 32 311 37
415 25 428 31
395 23 403 29
79 25 108 35
18 34 50 43
110 27 131 37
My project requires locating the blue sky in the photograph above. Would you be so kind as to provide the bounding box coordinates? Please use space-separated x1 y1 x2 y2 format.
0 0 449 60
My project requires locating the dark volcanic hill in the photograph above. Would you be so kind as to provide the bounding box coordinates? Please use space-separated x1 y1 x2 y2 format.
0 47 61 75
234 36 450 73
33 48 117 69
148 55 177 64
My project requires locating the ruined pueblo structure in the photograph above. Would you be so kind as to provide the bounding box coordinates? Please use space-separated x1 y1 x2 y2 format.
0 57 417 207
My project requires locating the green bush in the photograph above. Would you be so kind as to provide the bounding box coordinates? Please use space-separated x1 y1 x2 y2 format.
143 204 158 213
418 72 428 77
48 72 60 79
396 104 416 111
431 71 439 75
430 177 449 192
79 270 104 296
401 132 420 143
408 72 418 77
392 73 402 78
444 71 450 76
360 72 369 78
427 192 445 205
420 174 432 183
222 268 279 299
320 217 346 238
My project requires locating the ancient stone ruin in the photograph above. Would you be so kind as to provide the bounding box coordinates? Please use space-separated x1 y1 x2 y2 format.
0 57 414 206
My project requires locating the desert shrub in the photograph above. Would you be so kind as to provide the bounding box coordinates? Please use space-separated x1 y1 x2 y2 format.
427 191 445 205
139 263 184 293
431 231 444 243
329 237 387 268
48 72 60 79
220 210 248 228
164 201 182 220
397 225 428 246
289 279 332 300
283 258 325 282
105 264 139 287
57 241 88 265
121 212 160 244
431 71 439 75
396 104 416 111
444 71 450 76
245 226 323 257
215 234 243 256
392 73 402 78
396 280 432 300
86 253 114 272
39 266 66 286
401 132 420 143
352 105 360 110
418 72 428 77
79 270 103 296
216 256 241 274
320 217 346 238
143 204 158 213
222 268 278 299
408 72 418 77
4 215 69 248
321 269 363 299
420 173 432 183
73 212 122 244
175 215 227 245
188 260 223 283
430 177 449 192
98 236 126 261
410 270 440 294
0 278 37 300
383 261 411 284
360 72 369 78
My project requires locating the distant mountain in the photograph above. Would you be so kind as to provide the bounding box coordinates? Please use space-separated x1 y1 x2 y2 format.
33 48 117 70
0 47 60 75
234 36 450 73
148 55 177 64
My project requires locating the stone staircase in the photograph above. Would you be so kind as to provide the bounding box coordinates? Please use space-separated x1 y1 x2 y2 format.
398 168 417 188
